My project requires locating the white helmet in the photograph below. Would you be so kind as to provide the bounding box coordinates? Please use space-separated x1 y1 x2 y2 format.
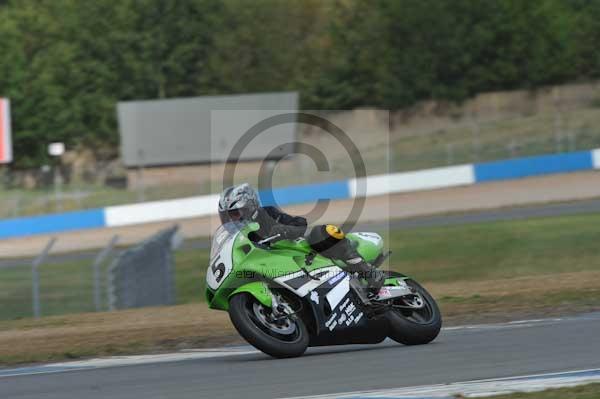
218 183 260 224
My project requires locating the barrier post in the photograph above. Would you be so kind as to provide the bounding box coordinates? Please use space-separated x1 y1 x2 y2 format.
31 237 57 319
92 235 119 311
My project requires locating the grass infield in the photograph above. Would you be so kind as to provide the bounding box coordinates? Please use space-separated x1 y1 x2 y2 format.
485 383 600 399
1 212 599 364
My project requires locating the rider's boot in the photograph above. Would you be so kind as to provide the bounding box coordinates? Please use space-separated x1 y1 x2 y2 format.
346 256 386 296
306 225 386 296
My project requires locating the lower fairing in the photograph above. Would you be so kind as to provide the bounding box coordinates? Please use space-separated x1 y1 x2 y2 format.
304 278 389 346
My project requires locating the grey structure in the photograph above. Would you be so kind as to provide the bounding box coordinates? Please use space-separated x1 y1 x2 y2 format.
107 226 180 310
117 92 299 167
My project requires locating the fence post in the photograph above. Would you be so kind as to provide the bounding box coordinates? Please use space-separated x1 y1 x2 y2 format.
107 259 117 311
553 87 563 153
12 194 21 218
469 118 481 162
569 132 576 152
53 164 63 212
136 149 146 202
507 139 517 158
446 143 454 165
92 235 119 312
31 237 57 319
387 140 396 173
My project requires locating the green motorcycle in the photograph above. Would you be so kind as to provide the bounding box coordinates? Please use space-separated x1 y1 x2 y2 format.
206 221 442 358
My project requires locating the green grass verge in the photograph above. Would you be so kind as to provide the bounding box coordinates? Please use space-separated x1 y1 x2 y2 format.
175 212 600 300
384 212 600 283
2 212 600 321
486 383 600 399
386 107 600 173
0 259 96 320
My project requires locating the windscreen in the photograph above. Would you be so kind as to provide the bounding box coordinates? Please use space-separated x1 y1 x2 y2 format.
210 221 247 260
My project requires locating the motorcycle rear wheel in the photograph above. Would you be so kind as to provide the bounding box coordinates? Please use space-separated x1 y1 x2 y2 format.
229 293 309 358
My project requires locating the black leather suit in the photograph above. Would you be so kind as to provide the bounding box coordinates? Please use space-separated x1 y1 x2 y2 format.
249 206 384 293
251 206 308 242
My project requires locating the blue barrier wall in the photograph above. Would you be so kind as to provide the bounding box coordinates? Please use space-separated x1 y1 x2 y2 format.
0 209 106 239
1 148 599 240
474 151 594 183
259 180 350 207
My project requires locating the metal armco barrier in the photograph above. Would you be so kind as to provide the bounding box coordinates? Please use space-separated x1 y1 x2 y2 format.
107 225 180 310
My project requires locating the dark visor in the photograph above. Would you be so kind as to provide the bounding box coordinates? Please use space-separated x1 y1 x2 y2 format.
228 209 242 221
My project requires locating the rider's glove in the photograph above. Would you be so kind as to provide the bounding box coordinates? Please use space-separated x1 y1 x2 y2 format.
270 224 291 239
270 224 306 240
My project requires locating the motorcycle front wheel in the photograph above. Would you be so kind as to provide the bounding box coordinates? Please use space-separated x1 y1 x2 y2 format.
385 278 442 345
229 293 309 358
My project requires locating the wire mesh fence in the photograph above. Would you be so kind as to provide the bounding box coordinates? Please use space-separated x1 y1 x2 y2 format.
0 251 99 321
108 226 179 310
0 226 185 321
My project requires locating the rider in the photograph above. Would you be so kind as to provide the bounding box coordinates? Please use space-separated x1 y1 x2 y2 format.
218 183 385 295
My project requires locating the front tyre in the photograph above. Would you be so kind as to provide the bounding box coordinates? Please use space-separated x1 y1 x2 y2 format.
228 293 309 358
386 279 442 345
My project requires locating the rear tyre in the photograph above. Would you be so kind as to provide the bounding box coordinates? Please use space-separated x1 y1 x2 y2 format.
229 293 309 358
386 279 442 345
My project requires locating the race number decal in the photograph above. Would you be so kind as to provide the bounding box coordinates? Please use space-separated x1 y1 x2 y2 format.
209 256 226 284
206 233 237 290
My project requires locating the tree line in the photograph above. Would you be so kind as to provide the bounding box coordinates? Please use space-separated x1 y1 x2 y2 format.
0 0 599 168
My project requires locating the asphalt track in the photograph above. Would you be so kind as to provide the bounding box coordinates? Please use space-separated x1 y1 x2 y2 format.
3 197 600 269
1 313 599 399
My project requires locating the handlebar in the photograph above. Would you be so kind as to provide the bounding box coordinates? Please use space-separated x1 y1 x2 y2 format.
256 234 281 245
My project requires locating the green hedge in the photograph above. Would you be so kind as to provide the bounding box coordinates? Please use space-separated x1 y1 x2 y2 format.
1 0 599 167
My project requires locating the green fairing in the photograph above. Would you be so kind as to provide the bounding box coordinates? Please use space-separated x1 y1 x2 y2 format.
206 224 385 311
229 281 272 308
346 233 384 263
